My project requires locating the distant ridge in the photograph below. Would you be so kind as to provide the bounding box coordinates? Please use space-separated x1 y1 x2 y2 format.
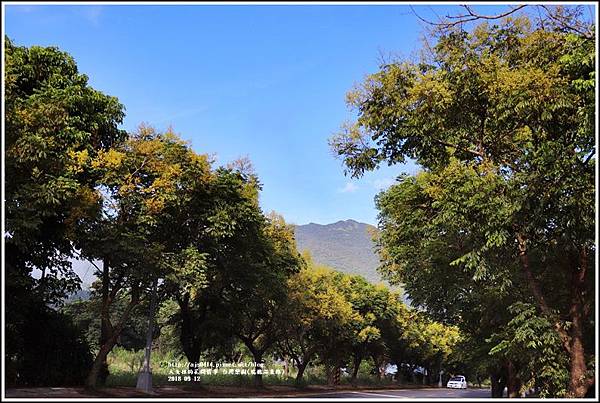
293 219 383 284
69 220 392 300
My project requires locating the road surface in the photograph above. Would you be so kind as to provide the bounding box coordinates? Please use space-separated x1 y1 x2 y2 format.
298 387 491 399
5 386 492 399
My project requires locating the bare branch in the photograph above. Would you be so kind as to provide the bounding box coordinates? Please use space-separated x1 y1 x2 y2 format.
410 4 527 29
461 5 527 21
539 5 594 39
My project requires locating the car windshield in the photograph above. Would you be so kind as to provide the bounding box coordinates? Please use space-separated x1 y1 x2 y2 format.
450 377 463 381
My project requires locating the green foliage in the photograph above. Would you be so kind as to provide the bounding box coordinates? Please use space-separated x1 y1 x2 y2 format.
5 37 126 300
331 10 595 397
279 262 357 375
4 37 127 388
70 126 225 386
61 293 156 352
488 302 570 397
278 259 458 383
228 212 305 366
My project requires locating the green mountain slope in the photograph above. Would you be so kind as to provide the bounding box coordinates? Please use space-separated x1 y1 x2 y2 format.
293 219 383 284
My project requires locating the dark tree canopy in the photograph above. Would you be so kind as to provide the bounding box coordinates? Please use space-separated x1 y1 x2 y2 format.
5 37 127 386
5 36 126 302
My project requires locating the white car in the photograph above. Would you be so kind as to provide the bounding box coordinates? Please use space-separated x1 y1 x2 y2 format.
447 375 467 389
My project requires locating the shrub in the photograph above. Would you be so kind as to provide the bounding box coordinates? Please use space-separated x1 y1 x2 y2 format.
8 305 93 386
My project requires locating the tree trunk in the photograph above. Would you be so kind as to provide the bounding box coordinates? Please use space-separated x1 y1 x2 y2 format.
86 340 115 389
253 353 264 388
239 335 269 388
98 258 112 386
568 326 590 397
395 366 404 384
506 360 521 397
295 362 307 385
178 295 202 364
86 297 138 389
567 247 593 398
516 234 594 397
490 372 507 398
351 355 362 383
326 364 337 386
283 356 289 378
372 354 385 381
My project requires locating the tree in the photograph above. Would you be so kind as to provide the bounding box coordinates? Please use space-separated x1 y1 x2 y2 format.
229 212 304 387
373 175 528 395
5 37 126 301
162 162 277 368
309 271 359 386
411 4 594 41
331 12 595 397
487 302 571 397
4 38 126 385
338 276 406 382
73 125 210 387
277 258 355 385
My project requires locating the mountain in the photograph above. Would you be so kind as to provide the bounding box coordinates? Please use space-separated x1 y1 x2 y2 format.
293 219 383 284
65 288 92 302
66 220 399 303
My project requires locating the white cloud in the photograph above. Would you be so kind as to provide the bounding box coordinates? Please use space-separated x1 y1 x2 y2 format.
339 182 359 193
373 178 395 190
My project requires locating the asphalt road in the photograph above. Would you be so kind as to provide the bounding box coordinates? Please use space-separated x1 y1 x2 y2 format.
5 386 493 399
299 387 491 399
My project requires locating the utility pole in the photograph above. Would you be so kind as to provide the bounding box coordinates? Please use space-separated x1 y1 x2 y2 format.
136 278 158 393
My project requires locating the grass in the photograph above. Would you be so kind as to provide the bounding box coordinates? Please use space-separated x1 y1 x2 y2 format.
106 347 184 387
105 348 430 390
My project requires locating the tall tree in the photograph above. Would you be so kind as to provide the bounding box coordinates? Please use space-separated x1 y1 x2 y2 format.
162 161 271 366
229 212 304 387
74 126 209 387
374 175 528 396
4 38 125 384
339 276 405 382
331 12 594 397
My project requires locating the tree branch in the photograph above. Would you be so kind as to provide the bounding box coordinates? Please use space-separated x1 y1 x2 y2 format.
539 5 594 39
515 230 572 354
410 5 527 29
411 4 593 40
434 138 485 158
582 151 595 166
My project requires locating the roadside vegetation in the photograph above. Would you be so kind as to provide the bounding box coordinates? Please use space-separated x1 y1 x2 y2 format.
4 4 595 398
4 36 461 392
330 4 595 398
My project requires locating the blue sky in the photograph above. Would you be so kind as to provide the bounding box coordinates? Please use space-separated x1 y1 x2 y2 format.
4 3 507 225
